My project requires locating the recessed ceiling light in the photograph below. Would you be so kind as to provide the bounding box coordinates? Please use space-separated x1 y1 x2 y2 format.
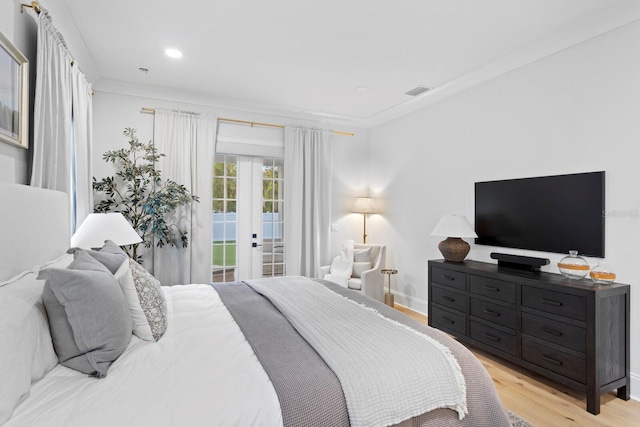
165 48 183 59
356 86 368 93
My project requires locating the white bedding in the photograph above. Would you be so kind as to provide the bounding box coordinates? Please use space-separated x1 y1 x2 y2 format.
5 285 283 427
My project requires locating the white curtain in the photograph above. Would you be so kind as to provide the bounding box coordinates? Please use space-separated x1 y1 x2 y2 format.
71 67 93 229
30 10 93 232
284 126 333 277
152 109 217 285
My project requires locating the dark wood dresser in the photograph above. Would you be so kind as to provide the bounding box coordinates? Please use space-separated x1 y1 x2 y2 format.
427 259 630 415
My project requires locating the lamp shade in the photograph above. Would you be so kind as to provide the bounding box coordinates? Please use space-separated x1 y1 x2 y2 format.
431 215 478 238
352 197 376 214
71 213 143 249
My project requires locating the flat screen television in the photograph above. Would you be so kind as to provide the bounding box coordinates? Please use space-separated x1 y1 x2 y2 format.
475 171 605 258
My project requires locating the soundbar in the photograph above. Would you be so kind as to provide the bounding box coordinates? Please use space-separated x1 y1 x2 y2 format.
490 252 550 272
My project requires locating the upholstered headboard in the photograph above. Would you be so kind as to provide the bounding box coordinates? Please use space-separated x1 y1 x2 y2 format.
0 184 70 281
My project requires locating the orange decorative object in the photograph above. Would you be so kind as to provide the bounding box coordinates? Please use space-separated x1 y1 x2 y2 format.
589 261 616 284
590 271 616 281
558 250 589 279
557 263 590 270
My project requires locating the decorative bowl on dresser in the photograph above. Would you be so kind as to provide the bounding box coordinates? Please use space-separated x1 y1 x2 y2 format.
428 259 630 415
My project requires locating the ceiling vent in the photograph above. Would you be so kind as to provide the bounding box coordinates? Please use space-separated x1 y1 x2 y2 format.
404 86 430 96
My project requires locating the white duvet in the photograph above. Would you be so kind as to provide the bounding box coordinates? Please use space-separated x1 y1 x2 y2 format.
5 285 283 427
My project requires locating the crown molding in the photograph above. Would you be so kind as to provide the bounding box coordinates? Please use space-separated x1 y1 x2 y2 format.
95 1 640 130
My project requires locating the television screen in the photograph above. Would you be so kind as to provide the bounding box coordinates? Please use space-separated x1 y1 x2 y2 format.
475 172 605 258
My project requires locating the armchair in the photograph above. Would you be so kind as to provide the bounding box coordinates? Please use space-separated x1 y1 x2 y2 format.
320 243 386 302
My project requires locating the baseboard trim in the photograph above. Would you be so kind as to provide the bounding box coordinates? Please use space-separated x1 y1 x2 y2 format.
631 373 639 402
390 290 426 314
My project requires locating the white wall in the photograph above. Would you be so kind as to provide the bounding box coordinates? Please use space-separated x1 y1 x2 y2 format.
368 20 640 398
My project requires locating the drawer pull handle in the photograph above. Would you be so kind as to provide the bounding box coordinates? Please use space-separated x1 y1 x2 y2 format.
443 296 456 302
541 298 563 307
485 333 501 342
542 354 563 366
542 327 562 336
483 309 500 317
441 275 455 281
484 285 500 292
442 316 455 324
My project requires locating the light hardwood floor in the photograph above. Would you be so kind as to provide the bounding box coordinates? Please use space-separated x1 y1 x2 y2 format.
394 304 639 427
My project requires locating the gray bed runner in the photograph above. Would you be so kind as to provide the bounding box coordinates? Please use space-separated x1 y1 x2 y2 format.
213 282 350 427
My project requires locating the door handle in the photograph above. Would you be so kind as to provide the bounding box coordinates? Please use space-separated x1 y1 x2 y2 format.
252 242 263 248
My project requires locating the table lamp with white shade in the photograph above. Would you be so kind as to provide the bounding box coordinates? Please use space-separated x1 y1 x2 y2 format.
71 213 142 249
430 215 477 262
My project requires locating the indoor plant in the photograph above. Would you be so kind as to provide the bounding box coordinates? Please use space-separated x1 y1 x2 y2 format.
93 128 199 261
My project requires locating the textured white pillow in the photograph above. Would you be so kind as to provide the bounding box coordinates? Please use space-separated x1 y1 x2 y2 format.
354 248 372 263
0 253 72 424
352 262 372 278
116 259 168 342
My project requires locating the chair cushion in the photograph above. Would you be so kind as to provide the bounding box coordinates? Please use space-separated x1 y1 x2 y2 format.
353 262 371 278
354 245 381 266
348 278 362 290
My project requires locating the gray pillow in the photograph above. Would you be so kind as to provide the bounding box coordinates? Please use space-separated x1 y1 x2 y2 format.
39 251 133 378
72 240 128 274
354 247 372 263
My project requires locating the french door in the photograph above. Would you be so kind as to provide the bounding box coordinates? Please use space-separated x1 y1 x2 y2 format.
212 154 285 282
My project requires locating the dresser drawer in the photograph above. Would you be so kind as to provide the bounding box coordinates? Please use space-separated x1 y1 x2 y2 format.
522 339 586 383
470 275 515 303
431 306 466 335
522 286 586 321
431 267 466 291
470 321 516 355
522 312 585 353
470 298 516 330
432 286 466 313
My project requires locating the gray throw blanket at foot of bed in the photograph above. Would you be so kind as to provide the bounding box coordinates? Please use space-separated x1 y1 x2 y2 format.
213 282 350 427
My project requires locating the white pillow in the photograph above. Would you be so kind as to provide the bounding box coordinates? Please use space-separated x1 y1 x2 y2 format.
0 254 72 424
0 253 73 288
352 262 372 278
115 259 168 342
354 247 372 263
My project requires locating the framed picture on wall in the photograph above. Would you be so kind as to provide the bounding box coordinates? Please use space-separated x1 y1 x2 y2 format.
0 30 29 149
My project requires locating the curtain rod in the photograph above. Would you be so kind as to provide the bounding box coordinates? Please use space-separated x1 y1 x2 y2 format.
141 107 355 137
19 0 89 76
20 1 41 14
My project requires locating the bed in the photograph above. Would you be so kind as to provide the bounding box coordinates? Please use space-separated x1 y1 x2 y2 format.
0 183 511 427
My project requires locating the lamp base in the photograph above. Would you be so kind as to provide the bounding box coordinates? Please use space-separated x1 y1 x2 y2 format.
438 237 470 262
384 292 394 307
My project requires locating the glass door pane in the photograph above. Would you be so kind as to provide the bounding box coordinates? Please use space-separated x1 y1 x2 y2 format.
261 158 285 277
212 155 237 282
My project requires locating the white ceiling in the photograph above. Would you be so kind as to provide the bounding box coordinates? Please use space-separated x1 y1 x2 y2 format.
62 0 637 127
